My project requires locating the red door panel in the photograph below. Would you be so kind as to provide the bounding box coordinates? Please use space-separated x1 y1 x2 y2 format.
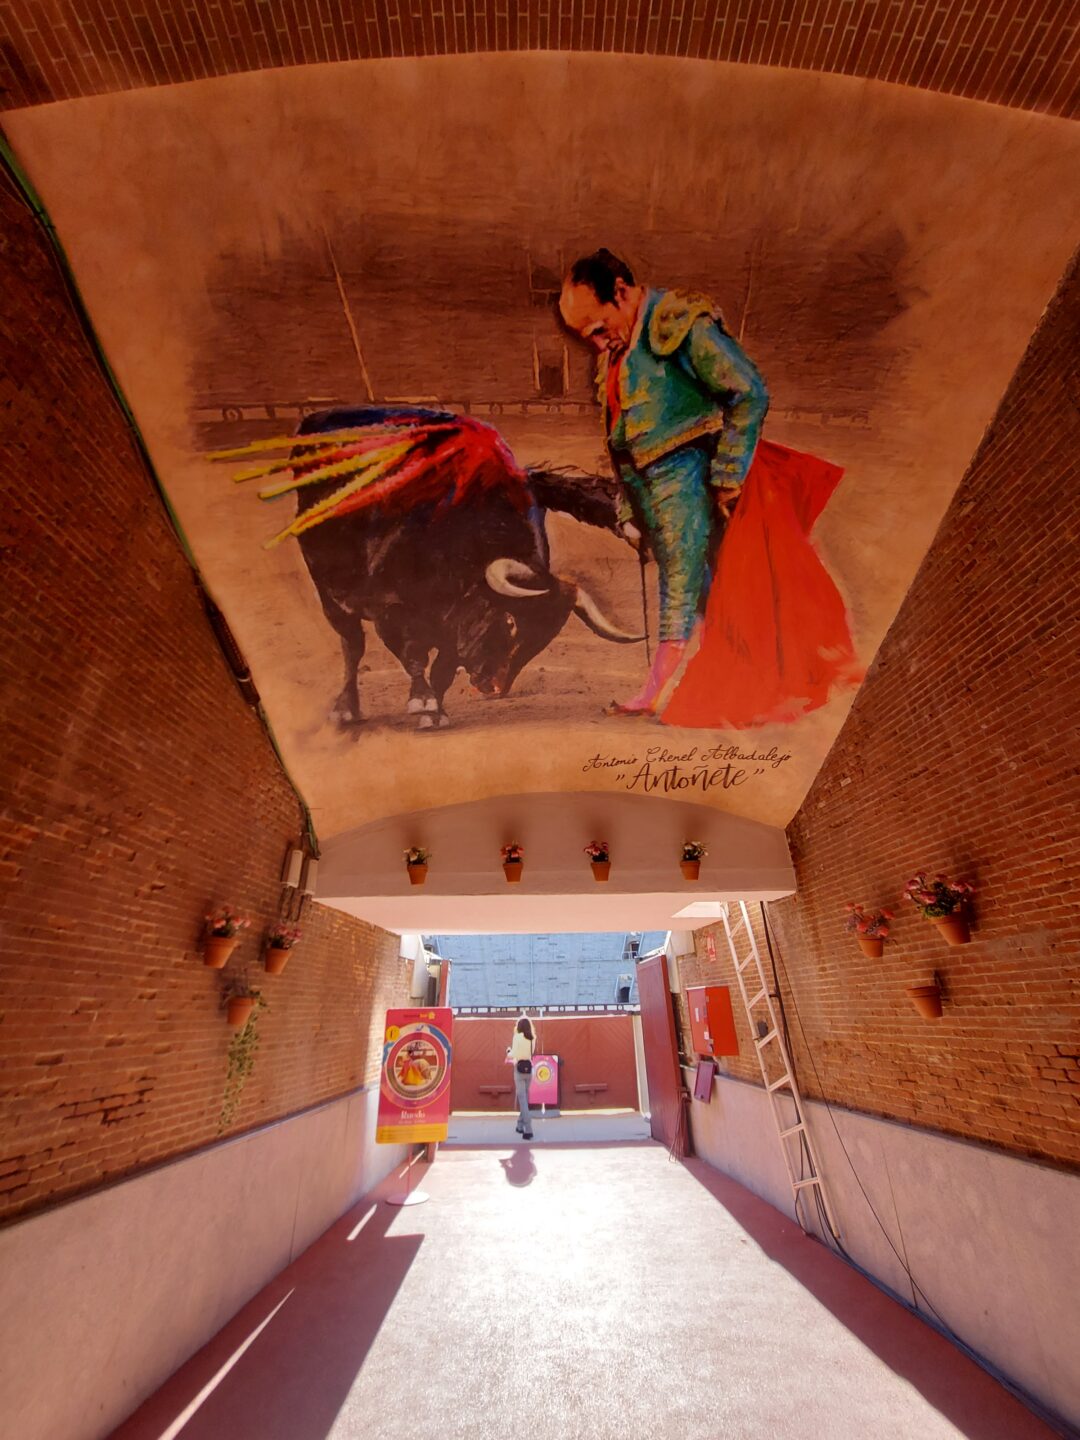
636 953 684 1150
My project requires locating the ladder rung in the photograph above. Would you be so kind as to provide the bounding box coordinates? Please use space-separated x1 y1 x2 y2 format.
792 1178 822 1191
779 1123 805 1140
735 951 756 974
747 987 768 1008
754 1029 778 1049
767 1073 794 1093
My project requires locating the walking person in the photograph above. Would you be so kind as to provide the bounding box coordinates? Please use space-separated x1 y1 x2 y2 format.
508 1015 536 1141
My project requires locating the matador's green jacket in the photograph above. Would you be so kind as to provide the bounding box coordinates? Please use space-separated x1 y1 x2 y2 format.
599 287 770 521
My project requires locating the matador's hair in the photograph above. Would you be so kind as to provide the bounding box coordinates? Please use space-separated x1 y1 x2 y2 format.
567 249 635 304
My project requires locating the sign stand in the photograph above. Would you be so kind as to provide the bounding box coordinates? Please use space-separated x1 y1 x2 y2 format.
386 1147 429 1207
376 1006 453 1202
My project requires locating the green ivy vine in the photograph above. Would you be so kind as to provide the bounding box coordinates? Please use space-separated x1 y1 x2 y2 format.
219 994 268 1132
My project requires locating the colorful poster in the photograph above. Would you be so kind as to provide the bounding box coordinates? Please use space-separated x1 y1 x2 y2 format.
376 1008 454 1144
529 1055 559 1107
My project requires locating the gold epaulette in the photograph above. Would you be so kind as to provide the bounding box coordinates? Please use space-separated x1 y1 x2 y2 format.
648 290 722 356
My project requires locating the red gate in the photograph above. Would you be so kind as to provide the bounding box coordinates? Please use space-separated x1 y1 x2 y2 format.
636 952 685 1151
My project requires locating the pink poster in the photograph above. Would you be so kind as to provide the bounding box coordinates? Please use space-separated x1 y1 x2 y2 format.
376 1007 454 1144
529 1055 559 1106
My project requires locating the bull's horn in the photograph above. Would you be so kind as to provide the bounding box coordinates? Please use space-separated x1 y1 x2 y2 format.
572 585 644 644
485 558 551 598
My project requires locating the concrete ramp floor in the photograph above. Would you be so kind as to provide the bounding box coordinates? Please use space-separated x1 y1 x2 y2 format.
110 1143 1057 1440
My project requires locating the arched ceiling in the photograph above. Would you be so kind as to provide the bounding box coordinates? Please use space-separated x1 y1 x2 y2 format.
2 13 1078 927
0 0 1076 117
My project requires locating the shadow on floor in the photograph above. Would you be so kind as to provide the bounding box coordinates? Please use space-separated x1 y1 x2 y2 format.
108 1168 424 1440
682 1158 1058 1440
498 1146 538 1187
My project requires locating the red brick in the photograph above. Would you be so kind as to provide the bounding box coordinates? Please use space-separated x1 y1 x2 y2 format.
0 183 409 1224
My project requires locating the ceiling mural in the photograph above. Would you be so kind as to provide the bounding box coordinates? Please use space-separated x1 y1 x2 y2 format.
6 55 1078 839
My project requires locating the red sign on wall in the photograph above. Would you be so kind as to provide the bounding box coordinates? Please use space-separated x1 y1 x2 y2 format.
376 1008 454 1144
687 985 740 1057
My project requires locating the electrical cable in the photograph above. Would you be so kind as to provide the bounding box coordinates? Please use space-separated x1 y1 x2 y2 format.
771 942 1077 1440
0 128 319 856
760 906 960 1334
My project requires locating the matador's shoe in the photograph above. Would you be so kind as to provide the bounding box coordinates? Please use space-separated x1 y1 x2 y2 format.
606 639 686 716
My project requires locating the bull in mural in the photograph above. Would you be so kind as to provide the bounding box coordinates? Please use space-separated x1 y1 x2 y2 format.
217 405 641 729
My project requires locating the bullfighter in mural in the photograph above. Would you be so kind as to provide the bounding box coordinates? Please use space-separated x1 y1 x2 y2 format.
560 248 863 727
214 250 859 734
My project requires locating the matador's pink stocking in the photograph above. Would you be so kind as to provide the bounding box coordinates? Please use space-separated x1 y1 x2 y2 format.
613 639 687 715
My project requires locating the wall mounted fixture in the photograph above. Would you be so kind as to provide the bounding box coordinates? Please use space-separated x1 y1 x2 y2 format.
300 856 318 896
281 847 304 888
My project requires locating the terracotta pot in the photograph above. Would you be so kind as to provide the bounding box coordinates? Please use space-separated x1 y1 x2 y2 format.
407 862 428 886
227 996 256 1028
591 860 611 882
932 913 971 946
857 935 884 959
204 935 238 969
503 861 523 884
906 983 943 1020
680 860 701 881
264 946 291 975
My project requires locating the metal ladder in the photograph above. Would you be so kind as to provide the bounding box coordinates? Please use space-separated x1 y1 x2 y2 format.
718 901 840 1240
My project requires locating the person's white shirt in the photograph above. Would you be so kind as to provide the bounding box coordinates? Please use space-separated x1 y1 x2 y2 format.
509 1028 535 1061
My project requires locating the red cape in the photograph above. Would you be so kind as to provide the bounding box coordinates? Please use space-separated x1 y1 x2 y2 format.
661 439 863 729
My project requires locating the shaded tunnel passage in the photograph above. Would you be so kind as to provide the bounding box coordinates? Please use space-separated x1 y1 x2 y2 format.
108 1144 1055 1440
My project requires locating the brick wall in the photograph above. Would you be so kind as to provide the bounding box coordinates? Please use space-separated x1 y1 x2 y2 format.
685 256 1080 1168
0 1 1075 118
0 176 407 1223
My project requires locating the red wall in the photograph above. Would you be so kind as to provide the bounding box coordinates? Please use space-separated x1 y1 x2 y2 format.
450 1015 638 1111
0 180 407 1222
683 259 1080 1169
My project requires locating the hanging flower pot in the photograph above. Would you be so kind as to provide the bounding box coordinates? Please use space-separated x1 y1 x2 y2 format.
501 844 524 883
932 914 971 946
680 841 707 880
404 847 430 886
227 996 257 1028
263 924 300 974
844 904 894 959
906 982 943 1020
203 907 249 968
204 935 238 969
904 871 975 945
584 842 610 881
264 946 291 975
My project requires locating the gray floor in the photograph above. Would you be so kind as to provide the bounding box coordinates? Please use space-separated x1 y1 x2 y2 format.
109 1144 1056 1440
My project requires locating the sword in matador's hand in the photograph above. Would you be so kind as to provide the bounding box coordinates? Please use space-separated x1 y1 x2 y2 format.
620 520 651 666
